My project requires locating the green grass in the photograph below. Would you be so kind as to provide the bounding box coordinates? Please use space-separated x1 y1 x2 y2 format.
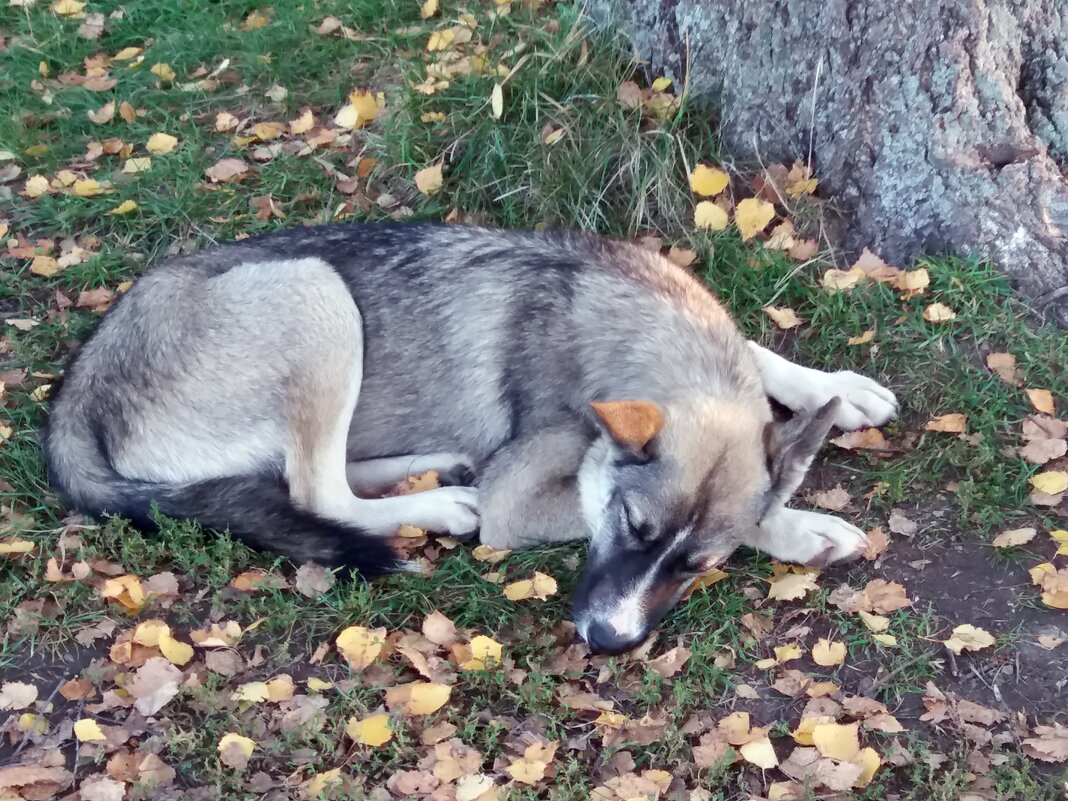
1 0 1066 798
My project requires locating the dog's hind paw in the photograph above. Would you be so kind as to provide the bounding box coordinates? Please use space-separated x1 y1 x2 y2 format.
814 370 897 431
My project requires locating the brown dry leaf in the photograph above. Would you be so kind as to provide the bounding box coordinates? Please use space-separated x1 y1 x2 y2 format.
126 657 182 715
1019 437 1067 465
666 247 697 269
763 305 803 330
294 563 335 598
822 267 865 293
422 610 459 646
849 328 876 346
863 579 911 613
830 428 890 451
87 101 115 124
888 509 918 537
863 527 889 560
1026 388 1055 415
790 238 820 261
205 158 249 183
646 645 691 678
0 682 38 711
991 527 1036 548
985 352 1018 385
809 485 850 512
925 413 967 433
1023 725 1068 763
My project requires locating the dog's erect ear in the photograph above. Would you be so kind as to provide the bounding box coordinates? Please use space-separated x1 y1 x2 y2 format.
763 398 840 510
590 400 664 456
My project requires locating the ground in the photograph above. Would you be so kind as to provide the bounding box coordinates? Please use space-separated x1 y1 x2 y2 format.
0 1 1066 800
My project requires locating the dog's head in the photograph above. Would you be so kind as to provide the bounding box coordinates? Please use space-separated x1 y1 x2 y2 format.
572 395 839 654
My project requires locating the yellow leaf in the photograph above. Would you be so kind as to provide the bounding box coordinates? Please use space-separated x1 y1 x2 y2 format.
73 178 108 197
158 629 194 666
421 0 439 18
1043 589 1068 609
763 305 802 330
217 733 255 758
242 10 270 30
133 619 170 647
542 127 565 145
811 638 847 667
30 256 59 277
858 610 889 632
289 109 315 135
266 675 295 702
335 626 385 670
693 201 728 231
0 539 35 556
345 713 393 746
491 83 503 120
414 162 444 195
1027 388 1055 415
773 643 802 664
24 175 50 197
991 527 1037 548
421 111 446 123
812 721 860 761
739 736 778 769
101 575 145 612
109 199 139 216
897 267 931 295
506 755 548 785
925 413 967 433
872 633 897 646
822 267 865 292
427 29 455 52
385 681 452 716
923 302 957 323
87 101 115 124
123 157 152 174
253 122 285 141
307 678 334 692
1031 471 1068 495
146 133 178 154
1051 530 1068 557
849 329 876 346
502 571 558 601
689 164 730 197
852 746 882 788
460 635 502 670
74 718 106 743
17 713 46 736
735 197 776 240
943 624 996 655
767 571 818 601
231 682 269 703
215 111 240 131
112 46 142 62
53 0 85 16
1030 562 1056 586
650 76 673 92
306 769 342 797
150 63 176 81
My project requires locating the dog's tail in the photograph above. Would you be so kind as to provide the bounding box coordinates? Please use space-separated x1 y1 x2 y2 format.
40 418 403 577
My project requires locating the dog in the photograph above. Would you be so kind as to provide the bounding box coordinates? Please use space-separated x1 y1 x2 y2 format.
42 223 897 653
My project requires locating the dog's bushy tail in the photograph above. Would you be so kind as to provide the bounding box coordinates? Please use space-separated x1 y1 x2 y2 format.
41 422 402 576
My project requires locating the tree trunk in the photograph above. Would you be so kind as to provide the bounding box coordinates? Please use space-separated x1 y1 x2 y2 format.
588 0 1068 325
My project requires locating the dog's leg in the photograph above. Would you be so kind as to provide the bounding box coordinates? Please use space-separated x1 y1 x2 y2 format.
281 270 479 539
746 506 868 566
747 342 897 431
345 453 474 496
476 421 591 549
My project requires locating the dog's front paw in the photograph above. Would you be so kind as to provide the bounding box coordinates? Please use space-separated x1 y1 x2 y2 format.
817 370 897 430
415 486 480 539
758 508 868 566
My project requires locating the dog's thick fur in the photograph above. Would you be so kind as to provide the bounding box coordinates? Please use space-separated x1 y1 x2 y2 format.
43 223 897 652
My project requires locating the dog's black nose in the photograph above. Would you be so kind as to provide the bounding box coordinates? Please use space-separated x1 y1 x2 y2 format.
582 621 643 655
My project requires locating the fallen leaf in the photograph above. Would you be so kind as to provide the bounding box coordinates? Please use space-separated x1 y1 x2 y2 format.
1031 471 1068 495
100 575 145 612
423 611 459 646
205 158 249 183
53 0 86 16
0 682 38 710
923 302 957 322
694 201 729 231
858 610 890 633
689 164 729 197
460 635 503 670
385 682 451 716
24 175 50 197
127 657 182 715
812 639 847 667
944 624 996 655
87 101 115 124
0 539 35 556
925 413 967 433
763 306 802 329
150 62 176 82
822 267 865 292
831 428 890 451
75 718 107 742
986 352 1018 385
849 329 876 346
1023 725 1068 763
336 626 386 670
1026 389 1055 415
735 197 775 240
421 0 439 18
145 133 178 154
109 199 138 215
241 9 270 30
812 721 860 761
768 571 818 601
809 485 850 512
863 527 889 560
217 733 255 770
73 178 109 196
863 579 911 613
491 83 503 119
415 163 444 195
739 736 778 769
503 571 558 601
294 563 335 597
346 713 393 747
991 527 1036 548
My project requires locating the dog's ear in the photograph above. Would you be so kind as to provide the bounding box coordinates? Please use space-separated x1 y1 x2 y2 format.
590 400 664 457
763 398 839 510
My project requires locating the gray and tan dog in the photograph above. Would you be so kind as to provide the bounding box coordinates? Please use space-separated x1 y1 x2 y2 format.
43 223 896 652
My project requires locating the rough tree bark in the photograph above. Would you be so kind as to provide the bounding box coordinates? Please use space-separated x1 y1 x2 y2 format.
589 0 1068 324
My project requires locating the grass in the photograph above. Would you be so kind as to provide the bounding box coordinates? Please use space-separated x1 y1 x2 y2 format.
1 0 1067 799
